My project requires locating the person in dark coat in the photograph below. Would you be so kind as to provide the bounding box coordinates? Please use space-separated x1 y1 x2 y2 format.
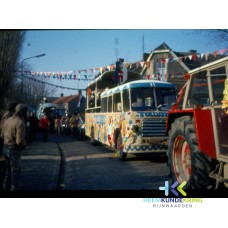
0 101 18 191
1 103 27 191
28 112 39 142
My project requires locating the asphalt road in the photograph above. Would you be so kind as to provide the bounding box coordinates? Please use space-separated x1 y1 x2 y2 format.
14 131 171 196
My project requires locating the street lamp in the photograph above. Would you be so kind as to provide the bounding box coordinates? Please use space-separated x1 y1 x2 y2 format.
21 53 46 101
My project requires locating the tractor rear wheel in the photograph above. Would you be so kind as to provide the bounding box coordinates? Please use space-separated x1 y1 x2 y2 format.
167 116 217 189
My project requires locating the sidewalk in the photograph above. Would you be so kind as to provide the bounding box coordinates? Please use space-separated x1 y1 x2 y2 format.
18 131 73 191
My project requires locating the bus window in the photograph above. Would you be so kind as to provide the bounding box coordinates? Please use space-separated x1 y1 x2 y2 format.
131 88 155 111
108 95 113 112
113 92 122 112
88 91 95 108
97 92 101 107
101 97 108 112
123 89 130 112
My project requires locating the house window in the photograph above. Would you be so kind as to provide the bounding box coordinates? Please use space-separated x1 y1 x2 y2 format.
155 61 166 81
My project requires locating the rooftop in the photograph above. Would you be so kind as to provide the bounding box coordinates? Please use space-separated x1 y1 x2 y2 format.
53 94 79 104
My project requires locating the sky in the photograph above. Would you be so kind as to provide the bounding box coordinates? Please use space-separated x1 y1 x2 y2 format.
20 29 227 97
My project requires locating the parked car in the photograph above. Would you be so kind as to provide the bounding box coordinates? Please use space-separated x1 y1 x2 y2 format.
36 103 56 120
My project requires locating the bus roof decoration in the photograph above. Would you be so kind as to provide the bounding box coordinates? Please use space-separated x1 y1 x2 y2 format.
86 58 144 113
114 58 128 85
87 61 143 91
114 60 120 84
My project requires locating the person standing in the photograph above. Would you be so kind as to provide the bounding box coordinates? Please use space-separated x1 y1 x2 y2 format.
1 103 27 191
60 116 66 136
69 115 76 138
0 101 18 191
54 115 61 135
39 113 50 142
65 115 70 137
28 112 39 142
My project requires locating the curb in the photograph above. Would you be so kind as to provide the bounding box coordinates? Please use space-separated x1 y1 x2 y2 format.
56 142 66 190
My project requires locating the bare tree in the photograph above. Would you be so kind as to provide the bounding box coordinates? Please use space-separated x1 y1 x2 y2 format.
194 29 228 45
0 30 25 110
11 76 57 107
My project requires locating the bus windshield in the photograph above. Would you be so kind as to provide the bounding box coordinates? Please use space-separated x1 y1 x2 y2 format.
155 88 177 110
131 87 176 111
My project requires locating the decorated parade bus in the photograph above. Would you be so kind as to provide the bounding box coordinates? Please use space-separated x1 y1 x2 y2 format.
85 60 177 160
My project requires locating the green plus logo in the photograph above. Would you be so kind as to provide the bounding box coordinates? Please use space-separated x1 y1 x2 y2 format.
159 181 187 196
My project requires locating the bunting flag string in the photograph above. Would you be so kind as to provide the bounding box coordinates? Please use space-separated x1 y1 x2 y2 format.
15 74 86 91
14 47 228 82
16 70 96 81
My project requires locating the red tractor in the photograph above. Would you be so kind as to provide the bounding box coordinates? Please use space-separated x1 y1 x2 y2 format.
166 56 228 190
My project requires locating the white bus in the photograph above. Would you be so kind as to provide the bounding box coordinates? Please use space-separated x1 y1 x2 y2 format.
85 70 177 160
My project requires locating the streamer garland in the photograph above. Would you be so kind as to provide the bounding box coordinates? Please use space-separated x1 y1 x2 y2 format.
17 47 227 81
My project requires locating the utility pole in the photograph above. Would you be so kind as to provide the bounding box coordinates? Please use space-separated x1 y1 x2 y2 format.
114 38 119 60
21 53 46 101
142 34 145 60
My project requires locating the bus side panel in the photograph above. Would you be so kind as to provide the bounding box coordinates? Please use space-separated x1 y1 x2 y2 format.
85 112 123 147
85 113 92 138
85 113 108 144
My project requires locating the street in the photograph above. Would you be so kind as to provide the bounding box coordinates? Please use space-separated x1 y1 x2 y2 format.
14 131 170 195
